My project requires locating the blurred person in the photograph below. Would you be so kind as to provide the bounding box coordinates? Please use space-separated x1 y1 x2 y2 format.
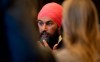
55 0 100 62
37 2 63 50
1 0 56 62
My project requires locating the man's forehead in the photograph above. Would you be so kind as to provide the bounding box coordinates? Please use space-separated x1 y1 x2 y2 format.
38 20 53 23
38 17 54 23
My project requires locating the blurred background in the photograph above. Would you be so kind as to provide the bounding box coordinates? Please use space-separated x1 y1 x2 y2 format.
0 0 100 62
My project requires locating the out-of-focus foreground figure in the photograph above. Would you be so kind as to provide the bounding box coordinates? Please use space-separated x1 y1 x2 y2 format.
0 0 56 62
55 0 100 62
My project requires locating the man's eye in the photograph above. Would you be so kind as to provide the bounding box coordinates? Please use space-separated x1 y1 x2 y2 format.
38 21 44 25
47 22 53 25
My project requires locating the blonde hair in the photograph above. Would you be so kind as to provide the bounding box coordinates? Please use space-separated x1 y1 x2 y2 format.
62 0 100 61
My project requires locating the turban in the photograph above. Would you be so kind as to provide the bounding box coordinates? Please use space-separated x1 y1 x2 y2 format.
38 2 62 28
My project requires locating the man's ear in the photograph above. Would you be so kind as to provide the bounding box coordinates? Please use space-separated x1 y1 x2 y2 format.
58 25 63 35
58 27 61 35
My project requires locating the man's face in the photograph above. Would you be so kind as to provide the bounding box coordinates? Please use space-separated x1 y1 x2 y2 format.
37 17 58 40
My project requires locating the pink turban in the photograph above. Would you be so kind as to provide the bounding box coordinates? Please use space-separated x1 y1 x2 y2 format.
38 2 62 28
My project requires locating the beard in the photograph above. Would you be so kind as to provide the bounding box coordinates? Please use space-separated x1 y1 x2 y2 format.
40 31 50 43
40 29 59 49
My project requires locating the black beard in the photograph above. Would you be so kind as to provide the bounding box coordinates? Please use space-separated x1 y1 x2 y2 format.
40 30 59 49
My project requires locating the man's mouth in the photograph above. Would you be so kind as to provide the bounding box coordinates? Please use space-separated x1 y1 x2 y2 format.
40 31 50 40
41 34 49 38
41 34 49 42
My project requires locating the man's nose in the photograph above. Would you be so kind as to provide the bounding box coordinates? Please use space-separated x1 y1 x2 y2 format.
42 24 47 31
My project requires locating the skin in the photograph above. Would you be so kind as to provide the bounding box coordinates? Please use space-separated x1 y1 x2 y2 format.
37 16 58 37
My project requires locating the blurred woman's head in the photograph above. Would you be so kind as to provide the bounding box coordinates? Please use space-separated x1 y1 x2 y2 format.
62 0 100 61
63 0 99 48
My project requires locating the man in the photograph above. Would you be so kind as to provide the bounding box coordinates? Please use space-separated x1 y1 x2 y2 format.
37 2 63 49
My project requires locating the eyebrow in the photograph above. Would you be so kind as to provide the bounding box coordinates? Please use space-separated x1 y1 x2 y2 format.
46 20 53 23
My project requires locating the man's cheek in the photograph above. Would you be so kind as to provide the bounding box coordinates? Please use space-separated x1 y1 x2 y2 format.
39 30 41 33
49 30 55 35
39 28 43 33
